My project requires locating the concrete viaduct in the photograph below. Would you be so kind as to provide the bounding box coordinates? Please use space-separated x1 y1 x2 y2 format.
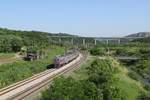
49 36 144 45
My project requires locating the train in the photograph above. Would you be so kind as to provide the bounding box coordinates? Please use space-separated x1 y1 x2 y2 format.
54 50 79 68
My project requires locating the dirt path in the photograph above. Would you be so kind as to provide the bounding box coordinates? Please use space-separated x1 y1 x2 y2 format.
0 53 23 65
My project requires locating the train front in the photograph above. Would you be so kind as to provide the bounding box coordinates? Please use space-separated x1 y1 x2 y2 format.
54 56 65 68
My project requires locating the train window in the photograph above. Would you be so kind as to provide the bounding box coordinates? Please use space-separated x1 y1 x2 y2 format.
55 58 59 61
57 59 60 61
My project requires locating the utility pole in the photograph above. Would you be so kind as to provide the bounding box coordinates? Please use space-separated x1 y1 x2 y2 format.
118 39 121 44
71 38 74 45
59 38 61 43
106 40 109 45
94 39 97 45
83 39 85 45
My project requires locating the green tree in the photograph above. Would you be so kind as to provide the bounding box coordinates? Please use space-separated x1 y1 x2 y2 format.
41 77 102 100
90 47 105 55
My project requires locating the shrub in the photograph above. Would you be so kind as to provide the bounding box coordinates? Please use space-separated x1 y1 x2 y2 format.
41 77 103 100
41 59 125 100
143 84 150 91
90 47 105 56
138 92 150 100
128 71 139 81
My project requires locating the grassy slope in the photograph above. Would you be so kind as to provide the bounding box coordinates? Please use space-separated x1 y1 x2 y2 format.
0 46 65 88
111 57 150 100
0 53 21 65
70 56 147 100
114 69 140 100
0 53 15 59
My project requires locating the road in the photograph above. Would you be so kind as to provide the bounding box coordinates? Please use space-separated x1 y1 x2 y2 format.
0 53 87 100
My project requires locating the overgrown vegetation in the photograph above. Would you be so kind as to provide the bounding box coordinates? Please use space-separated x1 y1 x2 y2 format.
0 46 65 88
0 28 150 100
0 53 15 59
105 46 149 82
114 47 139 56
133 37 150 43
90 47 106 56
0 28 51 53
41 59 125 100
109 45 150 100
41 43 150 100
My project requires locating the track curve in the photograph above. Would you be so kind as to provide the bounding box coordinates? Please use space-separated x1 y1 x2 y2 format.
0 53 87 100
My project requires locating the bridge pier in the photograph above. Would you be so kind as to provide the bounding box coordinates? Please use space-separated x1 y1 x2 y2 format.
94 39 97 45
71 38 74 45
59 38 61 43
106 40 109 45
83 39 85 45
118 39 120 44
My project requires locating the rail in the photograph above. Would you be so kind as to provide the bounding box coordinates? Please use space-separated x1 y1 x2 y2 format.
0 53 87 100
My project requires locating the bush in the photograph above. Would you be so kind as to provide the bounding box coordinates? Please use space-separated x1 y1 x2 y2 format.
88 59 125 100
0 28 50 53
128 71 139 81
133 60 150 81
144 84 150 91
139 48 150 54
0 46 65 88
27 46 38 54
139 48 150 59
41 77 103 100
90 47 105 56
115 48 138 56
0 35 23 52
138 92 150 100
41 59 125 100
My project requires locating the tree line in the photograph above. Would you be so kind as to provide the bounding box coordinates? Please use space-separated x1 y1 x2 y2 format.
0 28 51 53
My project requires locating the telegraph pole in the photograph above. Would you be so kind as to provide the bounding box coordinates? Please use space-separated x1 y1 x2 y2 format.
71 38 74 45
94 39 97 45
83 39 85 45
106 40 109 45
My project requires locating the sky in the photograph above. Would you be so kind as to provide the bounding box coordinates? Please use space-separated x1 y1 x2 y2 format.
0 0 150 37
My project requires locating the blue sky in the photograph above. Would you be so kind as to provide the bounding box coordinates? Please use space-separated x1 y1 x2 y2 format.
0 0 150 37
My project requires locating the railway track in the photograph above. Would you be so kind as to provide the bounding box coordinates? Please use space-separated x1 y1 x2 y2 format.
0 69 56 95
0 53 87 100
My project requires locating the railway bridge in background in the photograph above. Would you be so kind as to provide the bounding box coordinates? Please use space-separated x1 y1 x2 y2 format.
49 36 144 45
95 37 143 45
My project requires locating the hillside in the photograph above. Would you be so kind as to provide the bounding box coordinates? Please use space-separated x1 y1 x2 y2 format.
0 28 75 53
132 37 150 43
126 32 150 37
0 28 73 36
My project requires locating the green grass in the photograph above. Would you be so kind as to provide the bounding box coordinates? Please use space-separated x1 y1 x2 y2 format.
115 73 140 100
70 56 145 100
0 46 65 89
111 58 148 100
0 53 15 59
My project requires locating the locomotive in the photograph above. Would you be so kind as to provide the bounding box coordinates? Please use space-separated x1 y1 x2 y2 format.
54 50 79 68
